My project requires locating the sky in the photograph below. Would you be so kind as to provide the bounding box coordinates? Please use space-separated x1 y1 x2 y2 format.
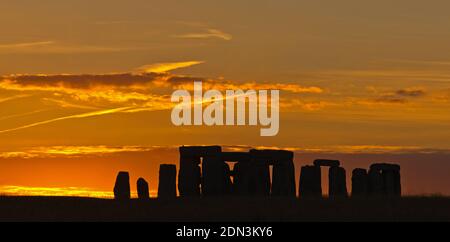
0 0 449 197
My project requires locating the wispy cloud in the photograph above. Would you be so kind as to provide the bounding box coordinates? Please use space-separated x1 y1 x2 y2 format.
385 59 450 66
1 144 448 160
135 61 204 73
396 87 426 97
0 63 324 133
0 40 143 54
0 107 132 134
0 109 49 122
42 98 99 110
360 87 427 105
0 145 174 158
223 144 450 154
175 28 232 41
0 94 31 103
0 41 55 49
94 20 137 25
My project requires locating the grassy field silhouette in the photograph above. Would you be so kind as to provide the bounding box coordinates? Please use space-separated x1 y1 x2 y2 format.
0 196 449 221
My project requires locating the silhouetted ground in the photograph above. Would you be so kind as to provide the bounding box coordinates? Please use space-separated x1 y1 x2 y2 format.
0 196 449 221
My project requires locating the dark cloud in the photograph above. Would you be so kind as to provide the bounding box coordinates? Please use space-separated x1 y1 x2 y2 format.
2 73 166 89
396 88 426 97
373 96 408 104
166 75 206 84
367 87 427 104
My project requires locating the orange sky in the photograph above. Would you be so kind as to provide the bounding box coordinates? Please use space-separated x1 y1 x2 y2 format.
0 0 449 197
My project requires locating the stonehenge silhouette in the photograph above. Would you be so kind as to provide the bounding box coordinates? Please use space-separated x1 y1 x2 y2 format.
113 145 401 199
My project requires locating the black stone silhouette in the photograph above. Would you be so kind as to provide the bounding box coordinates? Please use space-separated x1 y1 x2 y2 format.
178 146 221 196
177 146 296 197
299 165 322 198
329 166 347 198
231 161 252 195
261 150 295 197
137 177 150 199
113 171 130 200
178 155 201 196
109 143 406 208
351 168 368 196
302 159 347 198
222 151 259 196
369 163 401 196
202 152 229 196
175 145 402 200
368 168 384 195
313 159 340 167
158 164 177 198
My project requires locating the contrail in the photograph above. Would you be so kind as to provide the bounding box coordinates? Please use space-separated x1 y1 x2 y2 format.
0 106 132 134
0 92 270 134
0 109 49 121
0 94 31 103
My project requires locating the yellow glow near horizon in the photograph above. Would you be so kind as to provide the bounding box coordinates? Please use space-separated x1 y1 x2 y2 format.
0 185 158 198
0 185 115 198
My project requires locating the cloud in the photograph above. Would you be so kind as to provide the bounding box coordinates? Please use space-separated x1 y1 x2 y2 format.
2 144 447 160
0 145 173 158
357 87 427 105
222 144 450 154
0 40 143 54
94 20 137 25
164 78 323 94
371 96 408 104
280 99 338 111
1 67 322 98
0 64 324 133
0 94 31 103
1 73 163 89
0 41 55 49
42 98 99 110
0 109 49 122
0 107 133 134
174 28 232 41
384 59 450 66
307 69 450 83
396 87 426 97
135 61 204 73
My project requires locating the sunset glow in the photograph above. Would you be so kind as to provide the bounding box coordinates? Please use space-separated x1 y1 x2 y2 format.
0 0 449 197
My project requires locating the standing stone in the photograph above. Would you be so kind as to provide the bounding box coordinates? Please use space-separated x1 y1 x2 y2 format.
232 162 252 195
202 154 228 196
299 165 322 198
251 161 271 196
368 163 401 197
222 162 233 195
178 156 201 196
158 164 177 198
351 168 368 196
137 177 150 199
393 170 401 196
382 170 396 195
114 171 130 200
329 166 347 198
272 159 296 197
368 168 384 196
247 150 272 196
220 152 251 196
